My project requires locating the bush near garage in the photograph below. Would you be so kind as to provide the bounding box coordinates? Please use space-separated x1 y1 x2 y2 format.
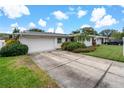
5 39 20 45
0 43 28 57
61 42 86 51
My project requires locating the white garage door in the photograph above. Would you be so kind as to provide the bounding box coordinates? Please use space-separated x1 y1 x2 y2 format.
20 36 55 53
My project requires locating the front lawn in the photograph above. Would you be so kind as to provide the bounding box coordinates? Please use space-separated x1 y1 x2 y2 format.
84 45 124 62
0 55 58 88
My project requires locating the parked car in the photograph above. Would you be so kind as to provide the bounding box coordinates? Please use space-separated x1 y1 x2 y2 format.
104 40 123 45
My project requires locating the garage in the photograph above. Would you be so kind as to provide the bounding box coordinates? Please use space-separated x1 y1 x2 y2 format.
18 32 69 53
19 36 55 53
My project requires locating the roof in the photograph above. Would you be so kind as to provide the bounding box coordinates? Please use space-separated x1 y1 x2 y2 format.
69 34 108 38
89 35 108 38
15 32 69 37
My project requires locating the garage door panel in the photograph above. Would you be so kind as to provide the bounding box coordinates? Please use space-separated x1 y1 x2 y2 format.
20 37 55 53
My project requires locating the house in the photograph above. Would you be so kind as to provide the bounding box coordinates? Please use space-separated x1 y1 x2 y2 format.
69 34 109 46
16 32 69 53
15 32 108 53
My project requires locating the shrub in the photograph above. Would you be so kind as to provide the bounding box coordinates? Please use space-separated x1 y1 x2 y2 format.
6 39 20 45
61 42 70 50
97 44 101 47
73 47 96 53
0 43 28 57
61 42 85 51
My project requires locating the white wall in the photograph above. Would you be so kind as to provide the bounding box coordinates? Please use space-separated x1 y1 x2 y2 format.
84 38 92 47
0 40 5 49
84 38 102 46
20 36 56 53
96 38 102 45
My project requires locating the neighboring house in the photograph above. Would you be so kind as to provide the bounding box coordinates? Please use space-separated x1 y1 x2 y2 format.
0 37 5 49
16 32 108 53
69 34 109 47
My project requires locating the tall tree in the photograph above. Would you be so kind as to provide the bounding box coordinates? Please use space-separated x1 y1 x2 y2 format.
99 29 117 37
13 27 20 33
81 27 98 35
111 31 122 39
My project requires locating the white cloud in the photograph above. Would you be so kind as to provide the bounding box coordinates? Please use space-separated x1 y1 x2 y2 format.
77 6 82 10
80 24 91 28
0 5 30 19
47 28 54 33
120 5 124 7
0 11 2 16
29 22 36 28
57 22 63 27
10 23 19 29
55 26 64 34
10 22 26 32
122 10 124 13
69 7 74 11
90 7 118 28
55 22 64 33
95 15 118 28
77 10 87 18
19 27 26 32
47 22 64 34
90 7 106 22
52 10 68 20
38 19 47 27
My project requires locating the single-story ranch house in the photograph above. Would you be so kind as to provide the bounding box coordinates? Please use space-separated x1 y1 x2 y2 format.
13 32 108 53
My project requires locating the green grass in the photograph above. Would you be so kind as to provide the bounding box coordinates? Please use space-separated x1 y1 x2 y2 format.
0 55 58 88
84 45 124 62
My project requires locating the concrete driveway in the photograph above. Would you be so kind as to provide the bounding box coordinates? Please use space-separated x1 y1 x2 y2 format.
31 50 124 88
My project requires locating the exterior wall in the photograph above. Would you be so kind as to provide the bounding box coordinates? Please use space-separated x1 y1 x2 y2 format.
55 38 66 48
84 38 102 46
84 38 92 47
19 36 67 53
96 38 102 45
19 34 106 53
19 36 56 53
0 40 5 49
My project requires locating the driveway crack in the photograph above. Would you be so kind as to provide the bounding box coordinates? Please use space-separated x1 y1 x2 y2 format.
93 62 113 88
47 57 82 72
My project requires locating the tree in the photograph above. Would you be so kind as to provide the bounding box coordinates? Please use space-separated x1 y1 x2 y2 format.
72 27 97 46
111 31 122 40
72 30 80 34
28 28 44 32
99 29 116 37
13 27 20 33
81 27 98 35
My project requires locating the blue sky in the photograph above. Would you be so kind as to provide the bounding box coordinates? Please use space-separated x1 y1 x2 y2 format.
0 5 124 34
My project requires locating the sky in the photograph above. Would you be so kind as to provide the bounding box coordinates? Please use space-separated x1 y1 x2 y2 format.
0 5 124 34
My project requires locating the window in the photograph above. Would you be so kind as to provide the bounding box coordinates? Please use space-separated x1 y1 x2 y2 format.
57 38 62 44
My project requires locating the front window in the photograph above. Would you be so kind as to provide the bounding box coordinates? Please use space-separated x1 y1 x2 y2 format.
57 38 62 44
